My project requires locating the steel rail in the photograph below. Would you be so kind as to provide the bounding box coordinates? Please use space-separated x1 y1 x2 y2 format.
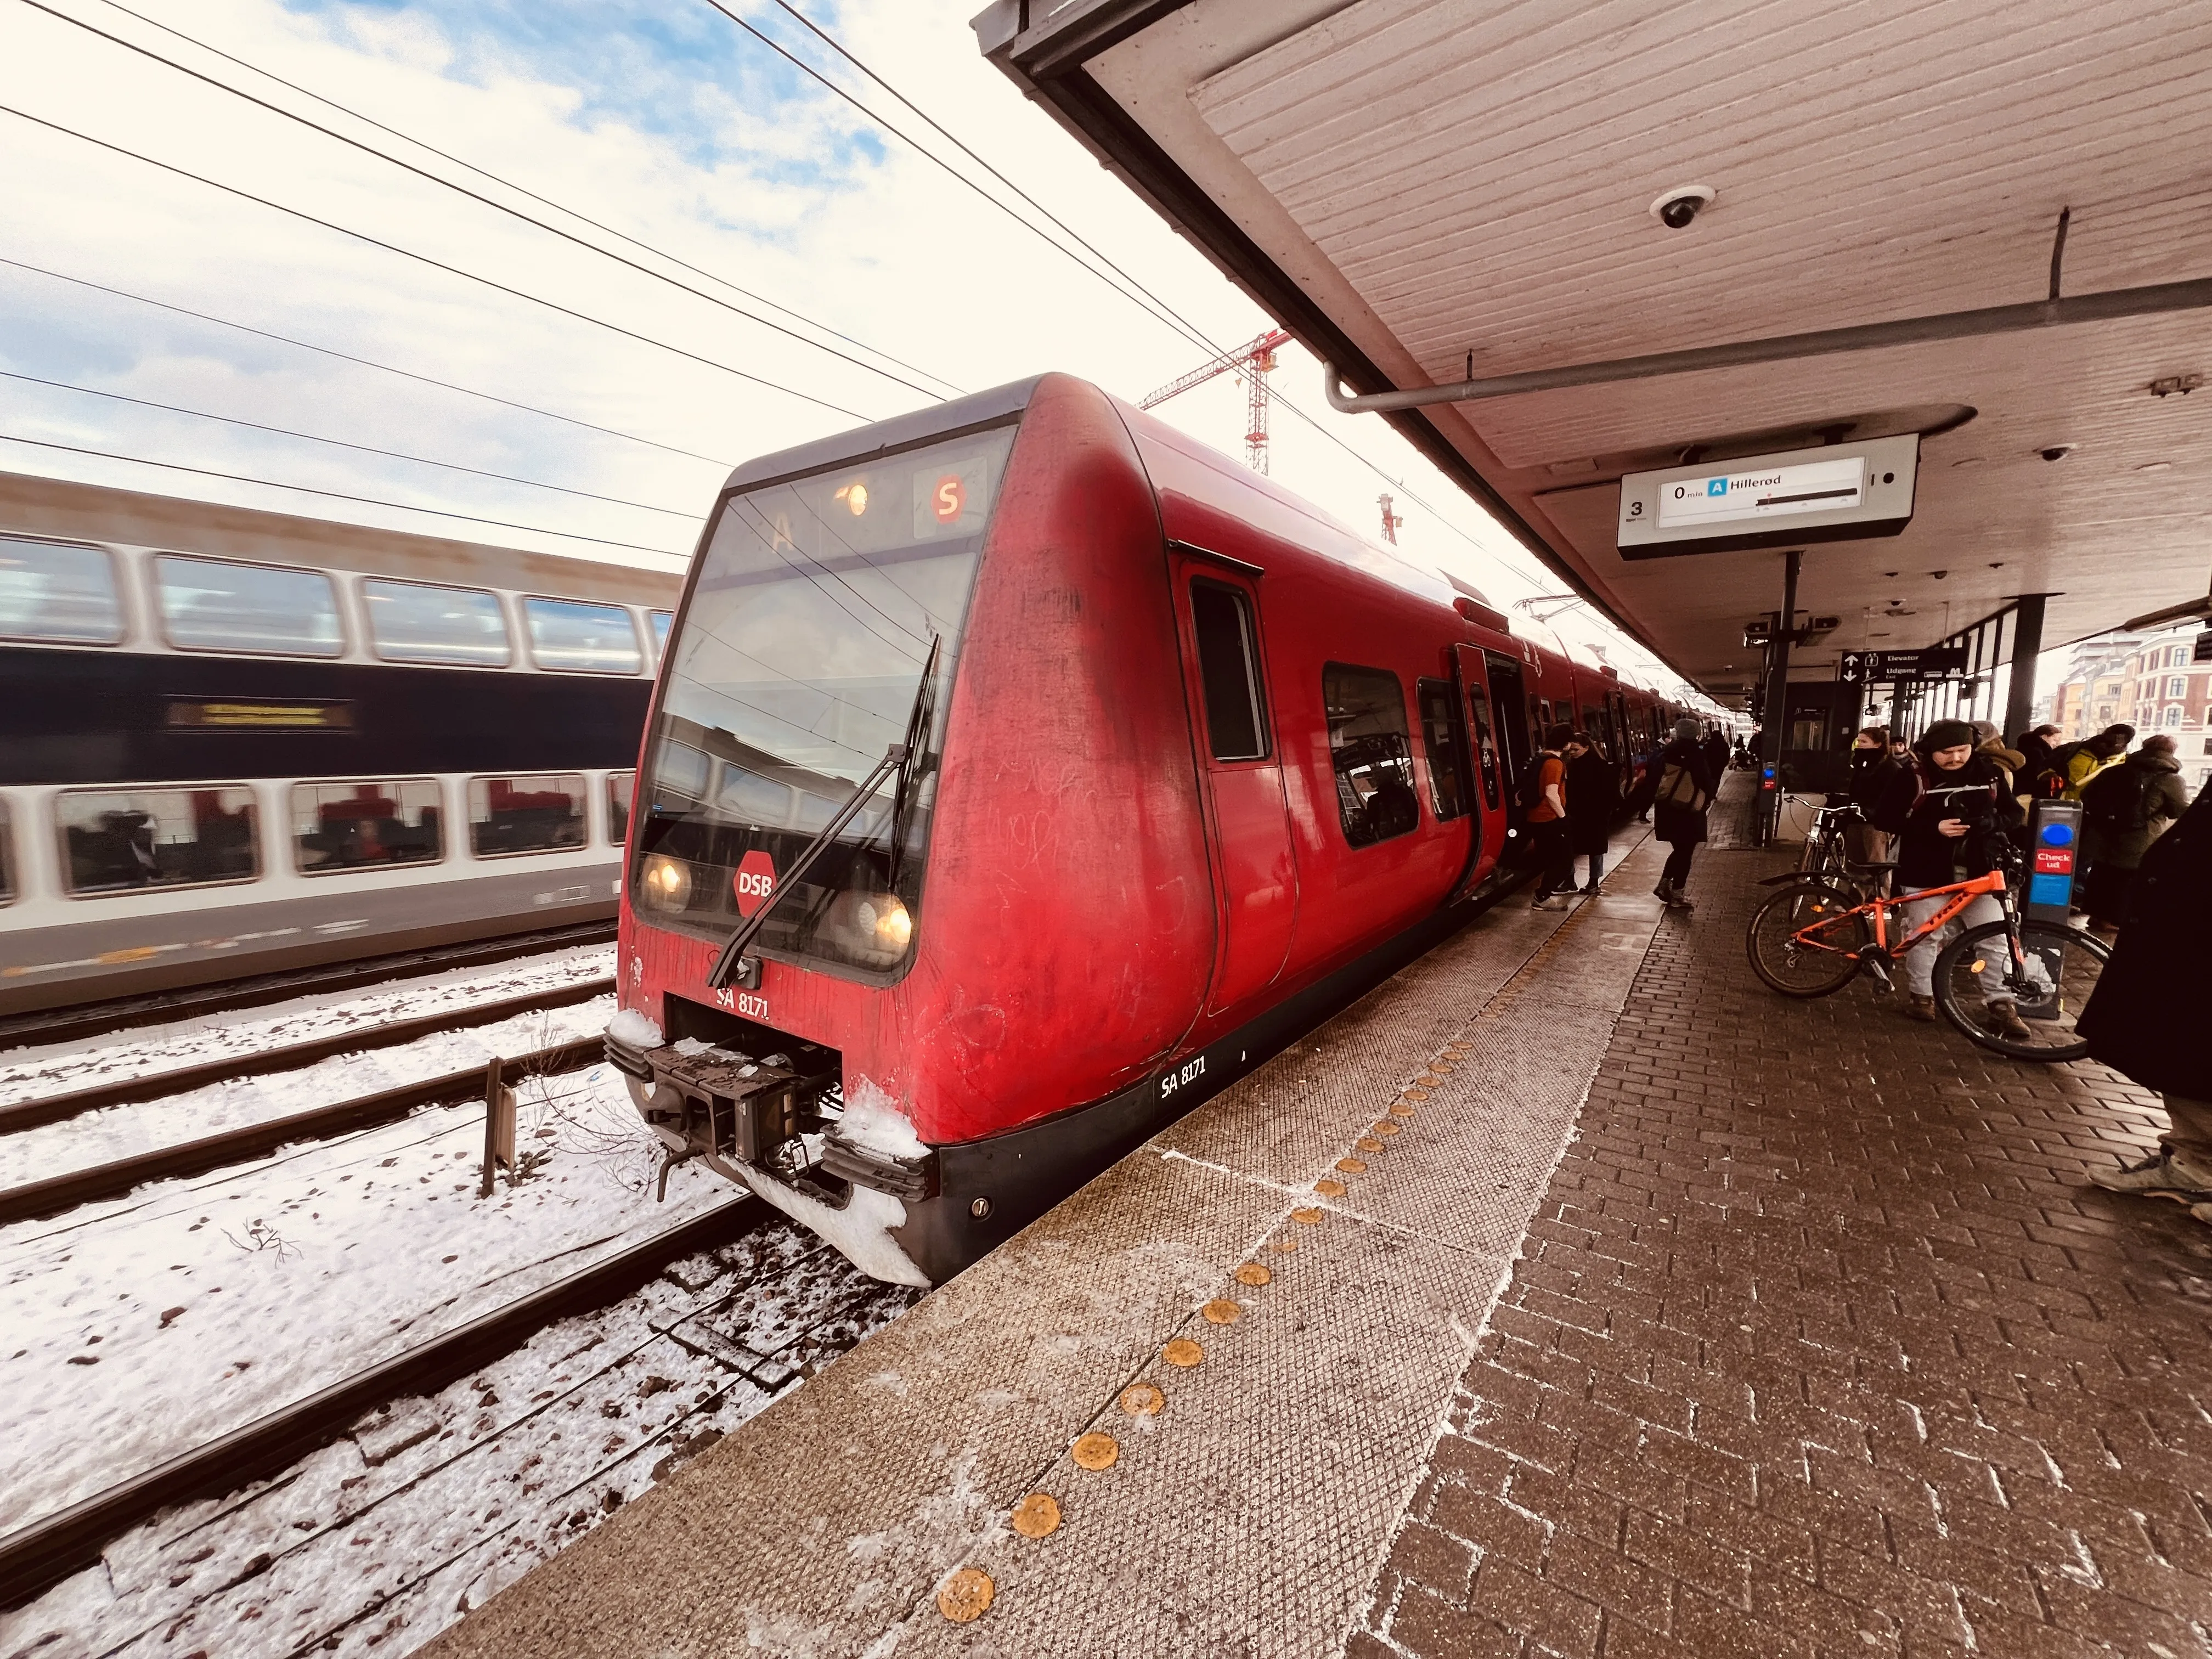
0 977 615 1136
0 1197 760 1611
0 921 618 1053
0 1037 606 1227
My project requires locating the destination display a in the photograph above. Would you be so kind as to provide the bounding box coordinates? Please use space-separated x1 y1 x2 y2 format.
1836 647 1970 685
1616 433 1920 557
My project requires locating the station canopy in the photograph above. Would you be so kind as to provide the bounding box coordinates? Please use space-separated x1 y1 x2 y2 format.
978 0 2212 703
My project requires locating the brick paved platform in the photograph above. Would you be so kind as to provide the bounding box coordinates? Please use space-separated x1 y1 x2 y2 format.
1353 843 2207 1659
424 822 2200 1659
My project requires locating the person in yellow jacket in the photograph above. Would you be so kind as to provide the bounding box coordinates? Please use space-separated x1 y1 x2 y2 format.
2061 725 2135 800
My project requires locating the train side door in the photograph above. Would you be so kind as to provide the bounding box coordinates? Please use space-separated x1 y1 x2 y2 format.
1482 651 1533 838
1452 644 1509 879
1174 562 1297 1014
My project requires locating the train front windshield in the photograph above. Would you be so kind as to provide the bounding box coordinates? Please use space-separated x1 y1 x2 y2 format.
634 425 1017 976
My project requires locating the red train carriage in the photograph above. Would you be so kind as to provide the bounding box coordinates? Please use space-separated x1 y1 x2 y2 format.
606 374 1679 1285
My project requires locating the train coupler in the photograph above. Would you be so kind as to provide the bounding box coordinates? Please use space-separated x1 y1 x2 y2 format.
819 1133 938 1202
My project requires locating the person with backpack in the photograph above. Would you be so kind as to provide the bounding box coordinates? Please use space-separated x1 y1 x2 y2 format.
1564 730 1621 893
2081 777 2212 1212
1525 724 1575 910
1870 718 2027 1030
2036 724 2134 801
1651 718 1717 910
2081 735 2190 933
2014 724 2061 789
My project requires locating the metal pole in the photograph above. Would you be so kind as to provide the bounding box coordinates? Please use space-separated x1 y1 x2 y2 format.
2002 594 2047 744
1760 550 1802 845
479 1057 512 1198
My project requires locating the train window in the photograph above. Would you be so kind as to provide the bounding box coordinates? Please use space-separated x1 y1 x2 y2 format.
0 799 12 904
363 579 511 666
607 772 635 844
155 556 342 657
1323 663 1418 848
469 774 588 856
1466 682 1501 809
647 611 673 662
523 598 642 675
0 537 125 644
55 787 259 895
292 780 443 873
1189 580 1269 761
1415 679 1467 821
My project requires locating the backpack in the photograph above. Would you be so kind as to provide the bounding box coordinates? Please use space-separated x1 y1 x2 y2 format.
1519 753 1556 811
2083 761 2152 832
1654 757 1709 814
2028 740 2091 800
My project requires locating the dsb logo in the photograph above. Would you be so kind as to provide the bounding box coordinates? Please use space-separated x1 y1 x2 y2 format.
733 850 777 917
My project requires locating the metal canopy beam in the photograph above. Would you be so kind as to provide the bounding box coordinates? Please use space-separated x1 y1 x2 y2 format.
1321 276 2212 414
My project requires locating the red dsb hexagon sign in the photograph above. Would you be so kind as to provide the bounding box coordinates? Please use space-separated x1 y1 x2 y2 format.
732 850 777 918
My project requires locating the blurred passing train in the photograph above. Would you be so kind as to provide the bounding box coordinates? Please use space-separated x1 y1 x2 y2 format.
0 471 682 1016
606 374 1685 1285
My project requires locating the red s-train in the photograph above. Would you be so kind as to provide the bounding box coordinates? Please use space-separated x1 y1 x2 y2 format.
605 374 1684 1285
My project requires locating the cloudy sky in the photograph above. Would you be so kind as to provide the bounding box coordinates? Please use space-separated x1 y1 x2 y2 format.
0 0 1714 697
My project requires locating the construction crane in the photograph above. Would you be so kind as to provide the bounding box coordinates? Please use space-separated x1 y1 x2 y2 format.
1377 493 1404 545
1140 329 1293 474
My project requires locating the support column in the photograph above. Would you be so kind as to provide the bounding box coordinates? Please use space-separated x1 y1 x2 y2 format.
1759 549 1802 845
2002 594 2047 743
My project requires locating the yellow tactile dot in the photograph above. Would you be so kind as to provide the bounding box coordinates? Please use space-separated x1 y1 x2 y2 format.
1120 1383 1165 1417
1418 1074 1444 1086
938 1567 994 1622
1404 1086 1431 1101
1335 1157 1367 1175
1313 1178 1347 1198
1448 1040 1474 1053
1431 1060 1456 1073
1010 1493 1062 1538
1357 1136 1384 1153
1164 1337 1205 1367
1390 1102 1416 1118
1372 1120 1401 1136
1202 1298 1242 1324
1271 1236 1300 1252
1072 1432 1119 1470
1234 1262 1273 1286
1291 1206 1325 1224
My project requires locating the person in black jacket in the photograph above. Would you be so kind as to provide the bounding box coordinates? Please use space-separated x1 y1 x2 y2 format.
1651 718 1718 910
2081 780 2212 1207
1870 717 2025 1030
1563 732 1621 894
1841 725 1899 877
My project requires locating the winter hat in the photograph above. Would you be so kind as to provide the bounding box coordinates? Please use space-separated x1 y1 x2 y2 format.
1917 718 1977 753
1672 718 1700 742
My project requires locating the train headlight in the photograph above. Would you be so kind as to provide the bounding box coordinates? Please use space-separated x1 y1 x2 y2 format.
640 854 692 912
821 889 913 968
856 893 911 950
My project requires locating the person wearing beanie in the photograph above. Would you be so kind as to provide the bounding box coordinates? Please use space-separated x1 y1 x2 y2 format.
1870 718 2025 1030
1526 722 1576 910
1649 716 1717 910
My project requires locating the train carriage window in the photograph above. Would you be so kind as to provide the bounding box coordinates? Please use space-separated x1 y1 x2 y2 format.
292 780 443 873
56 787 259 895
0 799 12 904
1465 682 1501 809
1324 663 1419 848
469 774 588 856
0 538 124 644
647 611 672 662
363 579 511 666
155 556 342 657
1189 580 1269 760
607 772 635 844
523 598 642 675
1415 679 1467 821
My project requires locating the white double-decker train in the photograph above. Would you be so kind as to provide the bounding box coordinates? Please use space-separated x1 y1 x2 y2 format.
0 471 684 1016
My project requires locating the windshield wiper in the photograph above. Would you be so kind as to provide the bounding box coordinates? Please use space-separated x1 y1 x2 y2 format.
706 634 941 991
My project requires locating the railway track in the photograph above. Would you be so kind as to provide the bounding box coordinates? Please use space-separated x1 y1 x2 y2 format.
0 1197 761 1611
0 977 615 1136
0 921 618 1053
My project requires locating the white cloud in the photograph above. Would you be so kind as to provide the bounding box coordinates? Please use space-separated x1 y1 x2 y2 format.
0 0 1699 695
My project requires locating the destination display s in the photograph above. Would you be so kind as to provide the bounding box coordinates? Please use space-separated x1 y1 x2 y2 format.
1617 433 1920 557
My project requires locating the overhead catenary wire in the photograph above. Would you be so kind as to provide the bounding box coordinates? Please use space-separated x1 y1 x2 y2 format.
0 255 735 467
0 103 874 424
18 0 957 404
0 434 692 557
78 0 963 399
723 2 1564 598
0 369 701 517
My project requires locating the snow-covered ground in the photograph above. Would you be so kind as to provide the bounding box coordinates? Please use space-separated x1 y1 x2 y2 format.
0 1219 916 1659
0 944 614 1100
0 1061 733 1531
0 994 617 1188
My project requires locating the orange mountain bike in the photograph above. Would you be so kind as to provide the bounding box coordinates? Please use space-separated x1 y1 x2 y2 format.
1745 845 2110 1061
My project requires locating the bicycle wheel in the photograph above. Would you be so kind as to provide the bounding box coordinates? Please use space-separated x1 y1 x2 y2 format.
1932 919 2111 1062
1747 881 1867 997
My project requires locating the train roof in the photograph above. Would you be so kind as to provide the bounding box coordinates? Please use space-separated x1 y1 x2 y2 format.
0 470 685 605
